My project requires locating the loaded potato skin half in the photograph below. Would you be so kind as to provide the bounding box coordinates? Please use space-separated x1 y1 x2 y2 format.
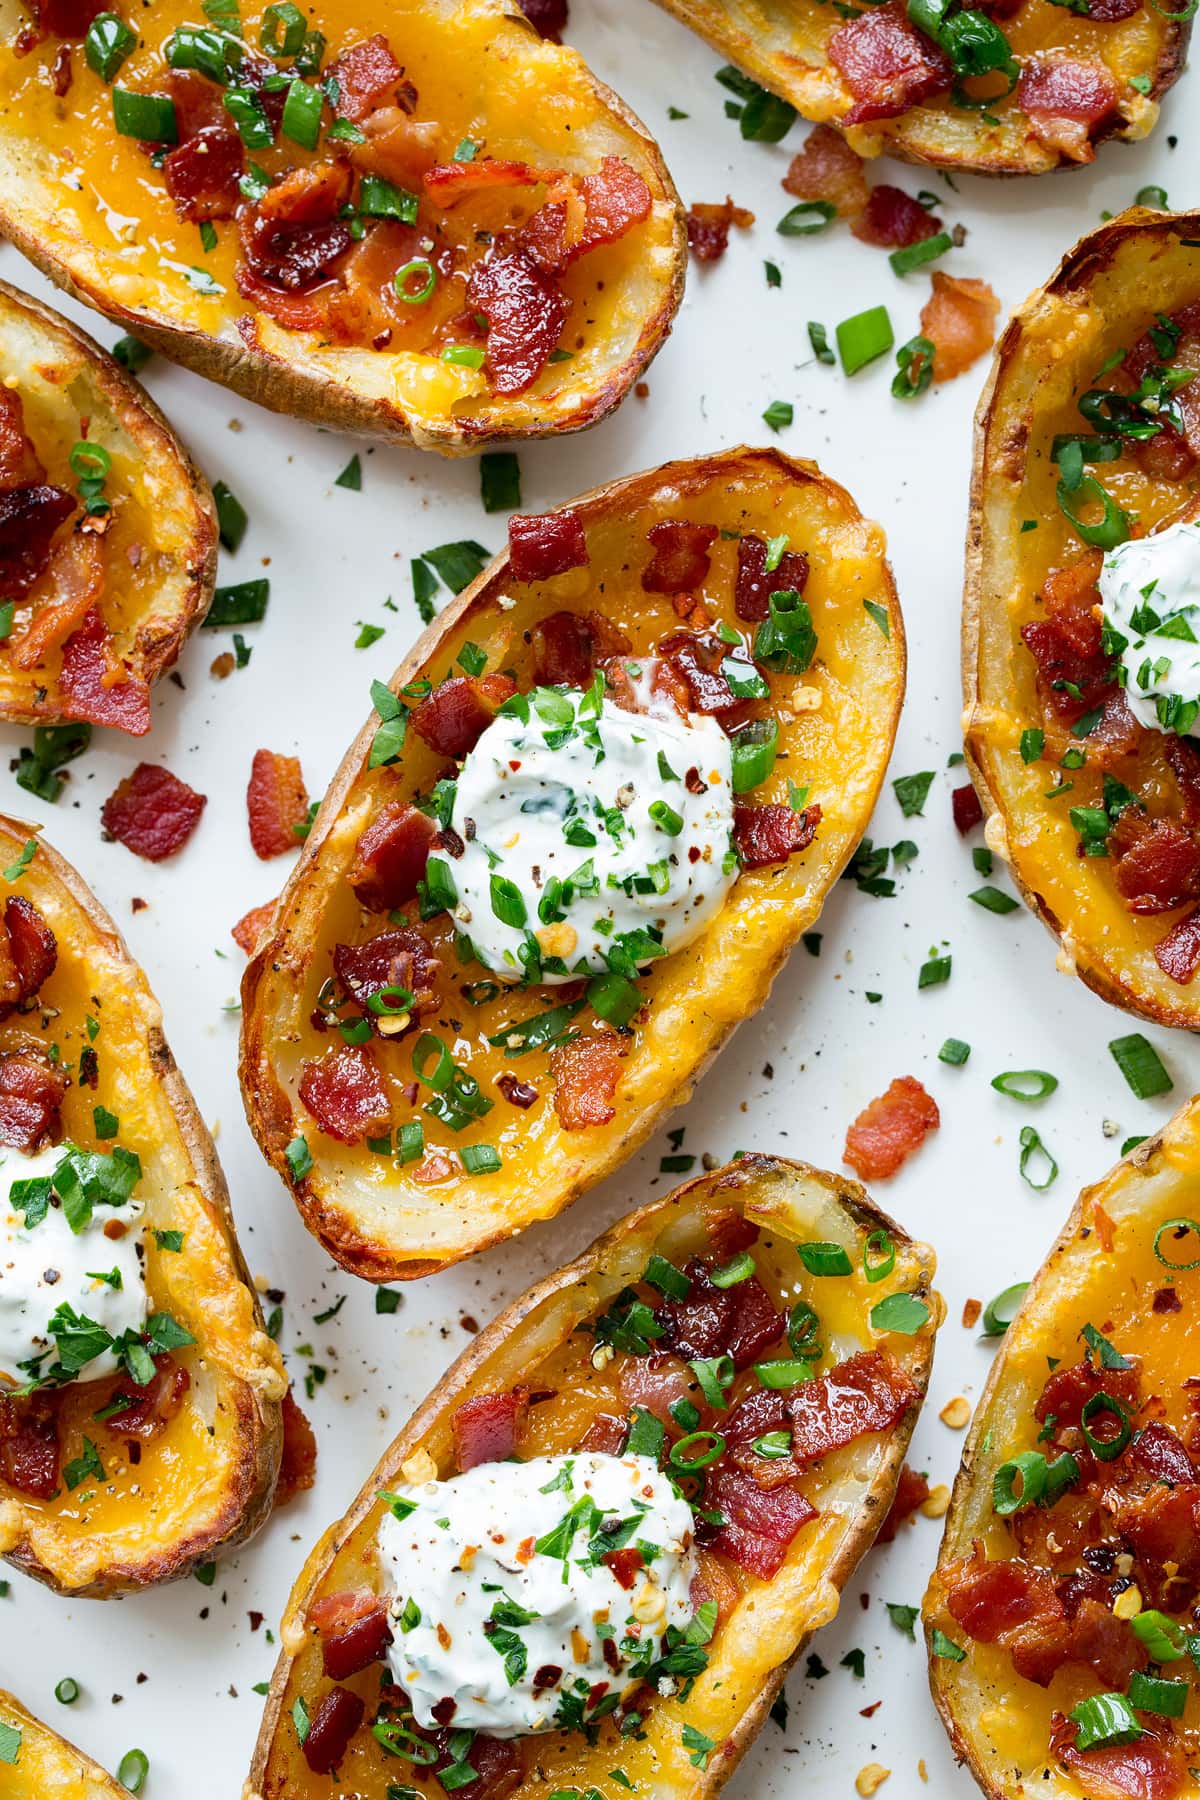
0 1688 128 1796
926 1097 1200 1800
965 211 1200 1029
239 447 906 1281
647 0 1187 174
0 814 286 1597
246 1155 938 1800
0 0 684 452
0 278 216 732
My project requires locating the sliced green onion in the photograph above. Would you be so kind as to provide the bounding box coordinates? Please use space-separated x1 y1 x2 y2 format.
754 1359 814 1389
412 1032 454 1091
1069 1692 1142 1752
1129 1670 1188 1719
751 1430 793 1459
85 12 137 81
1153 1217 1200 1270
366 984 413 1016
786 1301 822 1359
669 1430 726 1471
969 885 1018 914
863 1228 895 1283
808 320 835 364
981 1282 1027 1335
777 201 836 236
889 233 952 276
489 874 526 928
1080 1390 1132 1461
442 344 486 369
991 1070 1058 1102
118 1750 150 1794
992 1450 1046 1516
54 1677 80 1704
643 1253 690 1299
397 1121 424 1163
797 1240 852 1276
586 972 642 1027
892 335 933 399
259 0 305 55
1043 1450 1081 1504
459 1143 501 1175
1057 473 1131 550
1131 1609 1188 1663
112 88 178 143
838 305 894 376
1135 184 1170 209
1018 1125 1057 1190
394 257 437 304
359 174 418 222
649 800 684 837
710 1251 756 1288
1109 1033 1173 1099
939 1038 971 1066
281 76 322 149
729 716 779 793
689 1355 734 1409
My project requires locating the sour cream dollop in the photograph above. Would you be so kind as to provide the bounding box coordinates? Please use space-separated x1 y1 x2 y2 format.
378 1451 699 1737
441 687 736 983
1100 520 1200 736
0 1143 148 1388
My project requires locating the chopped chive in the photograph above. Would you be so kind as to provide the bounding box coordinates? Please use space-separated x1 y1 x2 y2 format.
837 305 894 375
334 454 362 491
939 1037 970 1065
1108 1033 1173 1099
969 885 1018 914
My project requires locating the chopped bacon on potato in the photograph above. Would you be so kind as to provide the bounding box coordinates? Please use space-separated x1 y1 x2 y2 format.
1017 57 1121 164
59 608 152 735
0 895 57 1018
829 5 952 126
509 509 588 584
920 273 1001 383
12 529 104 670
298 1043 390 1144
0 1050 68 1150
411 673 517 758
844 1075 939 1179
875 1461 931 1541
348 801 435 911
550 1030 625 1129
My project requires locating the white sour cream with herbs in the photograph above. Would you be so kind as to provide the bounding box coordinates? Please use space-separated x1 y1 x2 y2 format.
0 1144 147 1388
440 688 736 982
378 1451 699 1737
1100 520 1200 736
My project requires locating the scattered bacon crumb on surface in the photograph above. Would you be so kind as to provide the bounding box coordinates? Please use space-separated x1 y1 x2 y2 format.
274 1388 318 1504
920 273 1001 383
233 899 277 955
100 762 206 862
844 1075 940 1179
782 124 868 219
247 748 309 859
686 198 755 263
875 1462 931 1542
962 1297 982 1329
952 782 984 834
851 185 940 249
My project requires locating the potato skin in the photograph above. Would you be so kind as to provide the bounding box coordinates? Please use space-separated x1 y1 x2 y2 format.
963 208 1200 1029
246 1154 938 1800
0 1690 128 1798
0 4 684 454
0 279 217 727
239 446 907 1282
0 815 286 1599
647 0 1187 174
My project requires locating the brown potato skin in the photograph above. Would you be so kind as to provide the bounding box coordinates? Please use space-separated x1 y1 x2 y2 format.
963 208 1200 1030
246 1154 938 1800
239 447 907 1283
0 279 217 725
0 815 286 1598
646 0 1188 174
0 1690 127 1798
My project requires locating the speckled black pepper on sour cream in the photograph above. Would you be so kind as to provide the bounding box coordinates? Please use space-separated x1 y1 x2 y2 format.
436 685 736 983
1100 520 1200 737
377 1451 699 1736
0 1144 148 1389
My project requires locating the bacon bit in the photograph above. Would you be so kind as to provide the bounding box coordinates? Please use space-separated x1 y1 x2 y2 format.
324 219 428 344
782 124 869 220
1021 550 1111 720
453 1390 528 1471
920 274 1000 383
1155 908 1200 984
733 800 821 870
345 109 438 191
239 167 353 304
851 186 941 249
348 801 435 911
704 1207 760 1258
952 782 984 834
247 749 309 860
660 1260 782 1372
59 608 151 735
1017 57 1121 164
1128 1419 1197 1486
730 1350 916 1486
431 1731 524 1800
508 510 588 585
644 522 719 597
830 4 952 126
101 763 206 861
309 1587 382 1637
412 673 517 758
0 1393 59 1499
658 629 738 712
602 1546 644 1591
13 527 104 670
0 895 57 1018
1050 1718 1186 1800
530 610 629 687
0 1051 68 1150
1035 1357 1140 1430
618 1353 695 1423
550 1030 625 1129
423 157 543 206
734 534 809 624
578 1412 626 1454
26 0 104 33
335 925 440 1025
962 1297 982 1329
690 1550 741 1626
521 157 652 272
1113 816 1200 915
496 1073 538 1109
0 482 76 602
1153 1287 1182 1315
844 1075 940 1180
232 899 276 955
298 1043 390 1145
685 198 755 263
328 33 403 121
518 0 567 37
706 1465 816 1577
320 1597 392 1679
302 1686 366 1775
0 387 46 490
467 249 569 396
275 1387 318 1504
876 1462 931 1542
97 1354 190 1442
163 126 244 223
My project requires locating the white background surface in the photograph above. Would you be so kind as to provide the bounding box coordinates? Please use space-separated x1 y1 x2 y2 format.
0 5 1197 1794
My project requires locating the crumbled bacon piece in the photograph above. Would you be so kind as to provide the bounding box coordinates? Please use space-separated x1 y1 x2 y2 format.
579 1412 626 1454
25 0 104 34
705 1466 815 1577
1050 1718 1185 1800
467 249 569 395
787 1351 917 1464
430 1732 523 1800
298 1044 390 1144
453 1390 527 1471
1155 907 1200 985
13 529 105 671
952 782 983 834
657 629 738 713
238 162 354 303
659 1259 782 1371
851 186 941 249
920 274 1001 383
704 1207 760 1258
58 609 151 735
0 895 57 1018
247 749 309 860
1034 1357 1140 1430
829 4 953 125
602 1546 644 1590
411 674 517 758
618 1354 696 1424
276 1387 318 1504
1112 816 1200 916
521 158 652 271
876 1462 931 1542
1017 58 1121 163
530 610 630 687
644 522 719 596
1129 1420 1197 1486
844 1075 939 1179
0 1051 68 1150
348 802 436 912
333 927 440 1022
328 33 402 122
782 124 869 220
509 510 588 585
423 158 542 206
0 1394 58 1498
550 1030 625 1129
344 110 438 191
685 198 754 263
232 900 276 956
691 1549 741 1626
0 479 76 603
1020 550 1113 720
733 801 821 870
163 126 244 223
302 1687 365 1775
0 387 44 490
325 219 429 343
734 534 809 624
101 763 206 861
518 0 567 37
97 1354 189 1441
319 1593 393 1679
